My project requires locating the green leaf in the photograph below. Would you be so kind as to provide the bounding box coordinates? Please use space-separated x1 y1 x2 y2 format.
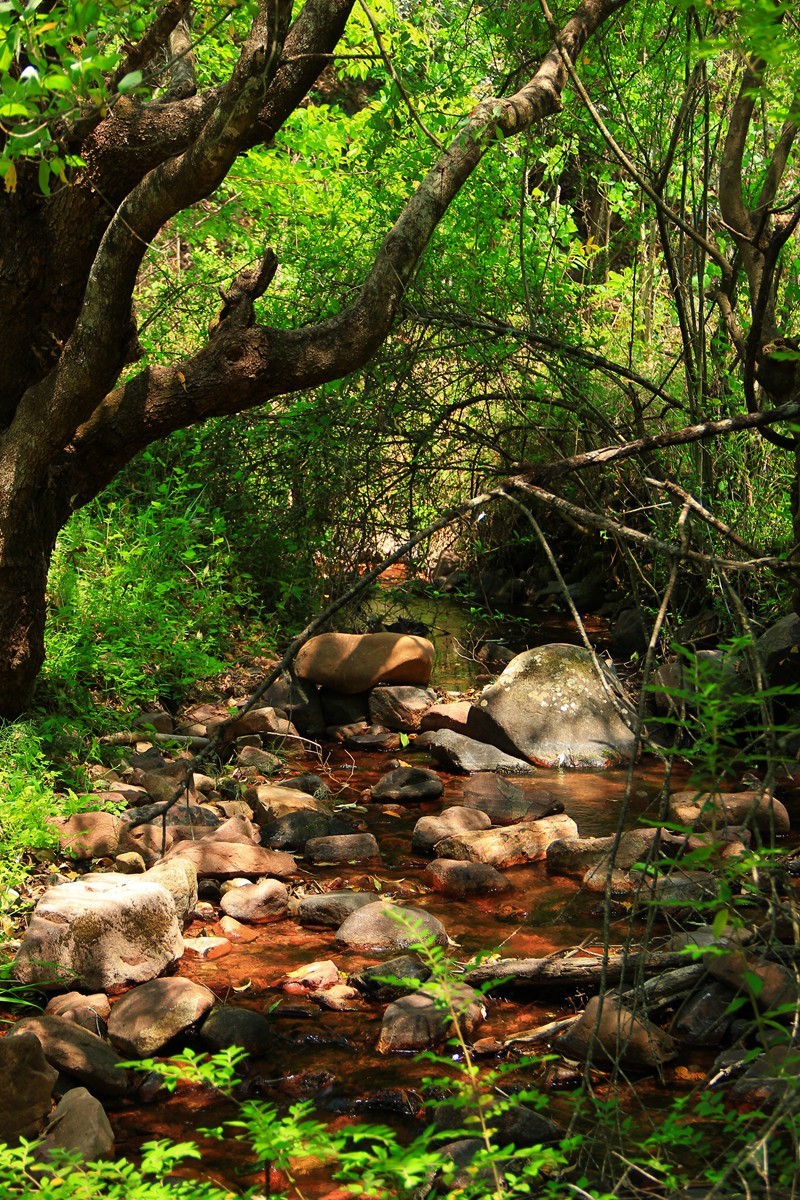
117 69 143 93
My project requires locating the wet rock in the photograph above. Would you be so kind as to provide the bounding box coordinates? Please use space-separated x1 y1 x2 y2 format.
200 1006 274 1055
547 827 687 883
34 1086 114 1164
14 874 183 993
377 986 484 1053
218 915 259 941
342 724 401 752
411 807 490 855
335 902 449 953
9 1015 129 1097
462 773 563 825
305 834 381 865
668 789 790 836
425 859 513 898
351 955 432 1001
295 891 378 928
415 730 535 775
471 644 637 768
0 1032 58 1144
368 686 437 732
327 721 369 743
435 814 578 868
295 632 434 693
432 1099 561 1146
672 981 734 1046
555 995 677 1070
183 936 231 960
108 977 215 1057
220 878 289 923
164 840 295 879
371 767 444 804
263 809 350 851
142 856 198 924
284 960 341 990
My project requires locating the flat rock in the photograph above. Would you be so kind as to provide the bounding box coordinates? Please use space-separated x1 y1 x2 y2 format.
165 840 296 879
295 891 378 928
555 995 676 1070
199 1006 274 1055
435 814 578 868
9 1014 129 1097
34 1087 115 1164
351 955 432 1001
415 730 535 775
368 686 437 732
668 789 790 836
13 874 183 993
305 833 381 865
425 859 514 898
411 807 491 855
295 632 434 693
335 902 449 953
471 644 637 768
462 773 563 824
108 977 216 1057
0 1031 58 1144
220 878 289 923
371 766 444 804
377 986 484 1053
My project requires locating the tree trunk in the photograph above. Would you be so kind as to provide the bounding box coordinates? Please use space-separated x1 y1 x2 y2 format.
0 492 65 717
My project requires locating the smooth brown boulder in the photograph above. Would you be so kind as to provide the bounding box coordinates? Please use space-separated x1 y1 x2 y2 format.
426 859 514 898
377 986 485 1053
0 1032 58 1144
220 878 289 923
555 995 676 1070
33 1087 115 1163
108 977 216 1057
434 814 578 868
295 632 434 693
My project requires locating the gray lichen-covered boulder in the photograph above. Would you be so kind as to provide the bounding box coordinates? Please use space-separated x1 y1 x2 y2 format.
295 632 434 693
471 644 637 768
13 874 183 993
335 902 449 953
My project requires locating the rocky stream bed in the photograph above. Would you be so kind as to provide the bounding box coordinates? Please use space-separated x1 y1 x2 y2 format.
1 624 798 1196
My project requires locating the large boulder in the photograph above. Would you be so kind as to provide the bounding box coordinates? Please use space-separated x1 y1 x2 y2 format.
471 644 637 768
335 902 449 953
295 632 434 693
295 891 378 928
434 814 578 869
14 874 183 993
108 977 216 1057
0 1032 58 1144
220 878 289 923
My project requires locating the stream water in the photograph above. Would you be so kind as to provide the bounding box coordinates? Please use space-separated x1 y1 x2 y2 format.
98 593 794 1195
